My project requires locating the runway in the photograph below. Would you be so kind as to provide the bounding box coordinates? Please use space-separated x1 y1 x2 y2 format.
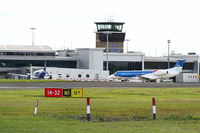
0 81 200 90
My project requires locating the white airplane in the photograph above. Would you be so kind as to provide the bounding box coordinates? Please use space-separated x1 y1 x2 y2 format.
108 60 185 82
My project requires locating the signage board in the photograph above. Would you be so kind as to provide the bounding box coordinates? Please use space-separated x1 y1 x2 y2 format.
63 89 71 97
71 88 84 98
45 88 63 97
45 88 84 98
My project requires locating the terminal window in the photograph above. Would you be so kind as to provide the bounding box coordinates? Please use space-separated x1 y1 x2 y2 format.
78 74 82 78
86 74 90 78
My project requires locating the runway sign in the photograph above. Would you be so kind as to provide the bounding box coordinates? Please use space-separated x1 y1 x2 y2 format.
63 88 84 98
63 89 71 97
45 88 63 97
45 88 84 98
71 88 84 98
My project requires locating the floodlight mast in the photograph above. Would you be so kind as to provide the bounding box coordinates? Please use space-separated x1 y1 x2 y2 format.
167 40 171 69
104 31 112 71
125 39 130 53
30 28 36 46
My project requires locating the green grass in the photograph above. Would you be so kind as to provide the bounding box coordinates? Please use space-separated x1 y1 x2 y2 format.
0 87 200 133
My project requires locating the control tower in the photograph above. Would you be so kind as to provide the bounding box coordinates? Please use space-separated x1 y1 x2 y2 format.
95 22 125 53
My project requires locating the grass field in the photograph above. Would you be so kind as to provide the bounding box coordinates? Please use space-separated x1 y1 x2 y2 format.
0 87 200 133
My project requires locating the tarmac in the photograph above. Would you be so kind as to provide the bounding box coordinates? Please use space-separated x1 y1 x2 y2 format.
0 81 200 90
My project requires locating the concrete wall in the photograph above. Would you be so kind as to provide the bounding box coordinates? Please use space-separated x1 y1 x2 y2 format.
78 48 104 70
77 49 89 69
46 67 109 81
176 73 199 83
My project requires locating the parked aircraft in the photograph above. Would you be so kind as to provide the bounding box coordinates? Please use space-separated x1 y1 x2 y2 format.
8 61 52 79
31 69 51 79
108 60 185 82
8 69 51 79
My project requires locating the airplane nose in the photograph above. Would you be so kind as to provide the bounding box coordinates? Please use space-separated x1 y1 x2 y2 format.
107 74 114 79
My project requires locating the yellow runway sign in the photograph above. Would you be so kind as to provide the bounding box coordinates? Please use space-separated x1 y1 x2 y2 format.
63 88 84 98
71 89 84 98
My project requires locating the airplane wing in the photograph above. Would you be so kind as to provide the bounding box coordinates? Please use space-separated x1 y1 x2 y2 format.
140 70 168 80
153 70 168 76
7 73 28 77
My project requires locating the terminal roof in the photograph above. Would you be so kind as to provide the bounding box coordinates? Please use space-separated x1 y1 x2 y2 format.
0 45 55 53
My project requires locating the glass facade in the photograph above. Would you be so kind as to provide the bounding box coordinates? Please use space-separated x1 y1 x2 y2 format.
144 62 168 69
0 52 55 56
144 62 194 70
0 60 77 68
104 61 142 74
105 61 195 74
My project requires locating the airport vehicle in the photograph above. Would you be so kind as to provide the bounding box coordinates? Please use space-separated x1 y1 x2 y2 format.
108 60 185 82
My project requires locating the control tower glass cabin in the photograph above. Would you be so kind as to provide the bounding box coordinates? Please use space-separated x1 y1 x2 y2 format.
95 22 125 53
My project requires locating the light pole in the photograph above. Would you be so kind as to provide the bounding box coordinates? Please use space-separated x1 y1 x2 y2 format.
167 40 171 69
30 28 36 46
125 39 130 53
103 31 112 71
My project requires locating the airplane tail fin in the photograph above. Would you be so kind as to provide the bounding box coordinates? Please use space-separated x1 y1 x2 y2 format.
169 60 186 74
174 60 186 67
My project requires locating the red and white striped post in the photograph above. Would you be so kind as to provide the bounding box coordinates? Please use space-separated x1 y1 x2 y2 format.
152 98 156 120
86 97 91 121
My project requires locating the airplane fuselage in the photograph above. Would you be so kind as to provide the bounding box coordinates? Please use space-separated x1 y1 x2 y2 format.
114 70 154 77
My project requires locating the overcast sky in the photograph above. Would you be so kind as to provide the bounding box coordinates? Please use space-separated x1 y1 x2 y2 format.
1 0 200 56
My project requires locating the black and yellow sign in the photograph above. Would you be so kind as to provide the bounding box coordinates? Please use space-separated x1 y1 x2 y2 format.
63 88 84 98
63 89 71 97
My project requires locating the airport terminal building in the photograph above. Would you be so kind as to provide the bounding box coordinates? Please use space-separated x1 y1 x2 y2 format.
0 21 199 82
0 44 199 82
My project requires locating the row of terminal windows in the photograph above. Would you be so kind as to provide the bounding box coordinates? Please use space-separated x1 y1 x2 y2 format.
188 75 197 79
105 61 195 74
0 52 55 56
104 61 142 74
0 60 77 68
144 62 194 69
78 74 90 78
59 74 90 78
